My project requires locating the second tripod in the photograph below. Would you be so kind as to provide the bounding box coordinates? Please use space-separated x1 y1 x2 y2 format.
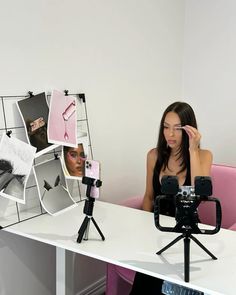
156 229 217 282
77 177 105 243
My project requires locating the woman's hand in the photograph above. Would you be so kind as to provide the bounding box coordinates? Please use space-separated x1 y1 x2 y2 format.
182 125 201 151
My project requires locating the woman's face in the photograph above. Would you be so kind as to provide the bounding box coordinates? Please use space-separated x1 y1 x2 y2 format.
65 144 86 177
163 111 183 151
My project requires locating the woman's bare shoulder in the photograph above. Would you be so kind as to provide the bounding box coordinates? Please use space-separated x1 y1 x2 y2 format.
147 148 158 164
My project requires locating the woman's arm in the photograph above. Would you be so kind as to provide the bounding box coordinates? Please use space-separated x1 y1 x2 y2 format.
190 149 213 184
142 149 157 212
183 125 213 184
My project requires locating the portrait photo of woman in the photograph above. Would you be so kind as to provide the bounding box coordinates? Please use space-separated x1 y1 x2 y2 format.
16 92 55 157
62 133 89 179
63 143 86 178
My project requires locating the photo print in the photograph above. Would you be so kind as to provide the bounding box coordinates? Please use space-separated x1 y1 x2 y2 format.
33 157 76 215
47 90 77 147
0 133 36 204
62 135 89 180
16 92 55 157
77 120 88 138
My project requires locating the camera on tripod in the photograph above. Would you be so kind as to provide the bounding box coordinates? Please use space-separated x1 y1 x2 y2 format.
154 175 222 282
77 160 105 243
154 175 222 235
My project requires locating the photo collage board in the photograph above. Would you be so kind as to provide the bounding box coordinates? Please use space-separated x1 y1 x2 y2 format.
0 90 93 228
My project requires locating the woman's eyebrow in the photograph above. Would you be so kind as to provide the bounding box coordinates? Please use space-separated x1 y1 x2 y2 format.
163 122 182 126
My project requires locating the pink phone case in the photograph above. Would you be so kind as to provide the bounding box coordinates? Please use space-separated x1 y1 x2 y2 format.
85 160 100 198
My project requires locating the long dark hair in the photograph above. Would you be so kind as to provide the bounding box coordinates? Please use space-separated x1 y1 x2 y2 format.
156 101 198 175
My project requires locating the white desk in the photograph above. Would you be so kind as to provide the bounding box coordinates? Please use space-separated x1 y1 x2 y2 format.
4 200 236 295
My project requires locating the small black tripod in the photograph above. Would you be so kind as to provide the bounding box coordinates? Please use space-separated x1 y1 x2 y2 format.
77 177 105 243
156 228 217 282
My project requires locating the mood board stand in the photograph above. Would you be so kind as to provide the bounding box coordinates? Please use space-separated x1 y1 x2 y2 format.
0 91 93 229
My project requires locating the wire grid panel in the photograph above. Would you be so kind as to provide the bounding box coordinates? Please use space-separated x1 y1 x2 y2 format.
0 93 93 228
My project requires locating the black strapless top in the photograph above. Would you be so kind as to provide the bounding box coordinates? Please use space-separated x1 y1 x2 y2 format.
153 160 191 217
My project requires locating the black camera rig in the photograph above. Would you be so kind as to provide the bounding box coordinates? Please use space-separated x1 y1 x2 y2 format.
154 176 222 282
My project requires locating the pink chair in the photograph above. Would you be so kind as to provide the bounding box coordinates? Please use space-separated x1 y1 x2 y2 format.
198 164 236 229
106 164 236 294
229 223 236 231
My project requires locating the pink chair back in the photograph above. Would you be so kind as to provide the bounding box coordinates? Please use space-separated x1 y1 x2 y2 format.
198 164 236 229
119 196 143 209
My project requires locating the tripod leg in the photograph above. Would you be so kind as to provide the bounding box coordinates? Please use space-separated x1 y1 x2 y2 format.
83 218 90 241
77 217 89 243
184 237 190 282
156 234 184 255
91 217 105 241
190 235 217 260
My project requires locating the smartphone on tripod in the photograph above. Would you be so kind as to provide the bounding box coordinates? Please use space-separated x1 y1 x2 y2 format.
85 160 100 198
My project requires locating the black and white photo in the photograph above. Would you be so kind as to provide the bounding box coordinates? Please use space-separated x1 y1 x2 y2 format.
33 157 76 215
0 134 36 203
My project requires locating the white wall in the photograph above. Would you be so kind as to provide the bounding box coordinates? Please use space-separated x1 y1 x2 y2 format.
182 0 236 166
0 0 185 203
0 1 185 294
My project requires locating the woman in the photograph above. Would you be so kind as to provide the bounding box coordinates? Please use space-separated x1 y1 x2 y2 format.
63 144 87 177
130 101 212 295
